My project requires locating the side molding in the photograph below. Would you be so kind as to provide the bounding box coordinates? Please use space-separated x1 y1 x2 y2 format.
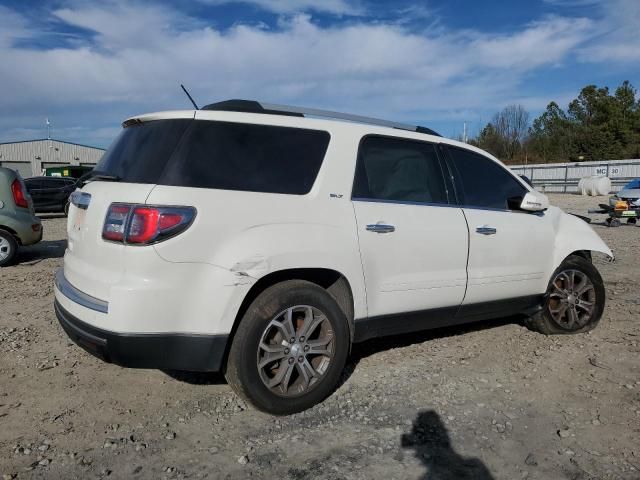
354 295 543 343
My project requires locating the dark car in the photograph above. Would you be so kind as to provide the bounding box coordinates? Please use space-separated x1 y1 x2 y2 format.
24 177 77 215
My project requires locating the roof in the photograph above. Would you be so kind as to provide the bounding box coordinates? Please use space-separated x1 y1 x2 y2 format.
0 138 105 151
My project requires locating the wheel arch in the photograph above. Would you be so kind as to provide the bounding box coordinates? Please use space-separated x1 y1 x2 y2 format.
224 268 356 367
552 210 613 268
565 250 592 262
0 225 21 245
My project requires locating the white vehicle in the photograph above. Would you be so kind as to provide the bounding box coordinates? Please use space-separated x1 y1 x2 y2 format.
54 100 613 414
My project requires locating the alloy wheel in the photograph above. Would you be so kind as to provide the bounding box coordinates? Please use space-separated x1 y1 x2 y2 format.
0 236 12 262
257 305 335 397
548 269 596 330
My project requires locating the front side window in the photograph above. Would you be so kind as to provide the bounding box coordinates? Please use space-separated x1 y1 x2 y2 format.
352 136 448 204
447 146 527 210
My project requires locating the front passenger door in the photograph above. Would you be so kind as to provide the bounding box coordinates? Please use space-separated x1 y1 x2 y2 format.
445 146 555 305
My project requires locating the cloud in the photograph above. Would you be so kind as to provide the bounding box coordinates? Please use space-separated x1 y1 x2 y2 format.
198 0 365 15
579 0 640 62
546 0 640 62
0 1 620 146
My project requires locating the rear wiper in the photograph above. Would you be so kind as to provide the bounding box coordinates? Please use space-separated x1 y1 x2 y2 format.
77 170 121 186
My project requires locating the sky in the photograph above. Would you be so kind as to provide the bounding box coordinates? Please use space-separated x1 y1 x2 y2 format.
0 0 638 148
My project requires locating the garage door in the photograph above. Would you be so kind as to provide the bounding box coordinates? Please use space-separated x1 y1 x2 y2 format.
0 161 33 178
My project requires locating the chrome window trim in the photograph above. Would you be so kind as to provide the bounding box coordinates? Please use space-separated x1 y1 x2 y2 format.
351 197 544 215
352 197 453 208
54 268 109 314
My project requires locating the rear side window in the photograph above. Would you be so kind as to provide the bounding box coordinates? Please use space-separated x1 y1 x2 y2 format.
352 136 448 204
163 121 330 194
447 146 527 210
97 120 330 194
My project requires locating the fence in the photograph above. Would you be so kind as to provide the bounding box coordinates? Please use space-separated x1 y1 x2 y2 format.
510 159 640 193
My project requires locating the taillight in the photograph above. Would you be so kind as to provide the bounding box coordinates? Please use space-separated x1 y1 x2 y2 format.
11 179 29 209
102 204 195 245
102 204 130 242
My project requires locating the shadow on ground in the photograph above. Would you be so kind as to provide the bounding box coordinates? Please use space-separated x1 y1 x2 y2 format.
165 316 521 389
349 316 517 365
163 369 227 385
38 213 67 220
19 239 67 263
403 410 495 480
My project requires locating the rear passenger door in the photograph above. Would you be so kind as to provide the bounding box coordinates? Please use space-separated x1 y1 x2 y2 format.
445 146 554 305
352 136 469 319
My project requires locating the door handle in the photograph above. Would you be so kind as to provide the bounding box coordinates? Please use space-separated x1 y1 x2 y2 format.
366 223 395 233
476 225 497 235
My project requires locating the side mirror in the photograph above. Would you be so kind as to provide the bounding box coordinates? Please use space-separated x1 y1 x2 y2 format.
519 191 549 212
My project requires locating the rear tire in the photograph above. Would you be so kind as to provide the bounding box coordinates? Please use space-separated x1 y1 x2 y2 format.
526 255 605 335
225 280 350 415
0 230 18 267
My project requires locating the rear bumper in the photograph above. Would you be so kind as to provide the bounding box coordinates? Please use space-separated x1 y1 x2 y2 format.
54 300 229 372
9 212 42 246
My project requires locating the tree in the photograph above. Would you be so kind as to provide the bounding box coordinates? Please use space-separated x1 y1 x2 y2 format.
477 81 640 164
474 104 530 163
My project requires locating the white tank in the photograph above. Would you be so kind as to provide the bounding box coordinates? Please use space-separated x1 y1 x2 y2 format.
578 176 611 196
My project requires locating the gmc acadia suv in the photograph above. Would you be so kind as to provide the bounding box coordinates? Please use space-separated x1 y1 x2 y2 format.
54 100 612 414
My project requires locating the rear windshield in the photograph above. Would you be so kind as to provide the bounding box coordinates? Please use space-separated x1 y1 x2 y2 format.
97 119 330 195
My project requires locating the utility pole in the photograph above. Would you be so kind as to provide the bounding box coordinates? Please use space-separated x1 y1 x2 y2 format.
463 121 467 143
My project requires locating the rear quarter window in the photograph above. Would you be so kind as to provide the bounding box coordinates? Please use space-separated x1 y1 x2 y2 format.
162 121 330 195
97 119 330 194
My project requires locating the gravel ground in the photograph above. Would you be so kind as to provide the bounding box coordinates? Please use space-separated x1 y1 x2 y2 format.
0 194 639 480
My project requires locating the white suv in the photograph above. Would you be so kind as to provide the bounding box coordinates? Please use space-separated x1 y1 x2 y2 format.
54 100 612 414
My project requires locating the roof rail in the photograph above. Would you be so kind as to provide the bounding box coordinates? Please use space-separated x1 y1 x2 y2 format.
202 99 441 137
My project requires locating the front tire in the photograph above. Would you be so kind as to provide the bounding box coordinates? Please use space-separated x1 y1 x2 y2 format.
526 255 605 335
0 231 18 267
225 280 350 415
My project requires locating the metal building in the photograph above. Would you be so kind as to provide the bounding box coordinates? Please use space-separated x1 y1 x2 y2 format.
0 139 105 178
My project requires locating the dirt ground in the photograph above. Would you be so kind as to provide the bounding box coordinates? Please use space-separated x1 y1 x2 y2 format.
1 194 639 480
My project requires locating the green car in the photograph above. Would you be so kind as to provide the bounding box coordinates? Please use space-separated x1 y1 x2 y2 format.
0 167 43 267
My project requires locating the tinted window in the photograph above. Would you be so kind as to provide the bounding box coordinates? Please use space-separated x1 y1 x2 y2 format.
25 179 43 189
97 120 330 194
43 178 70 188
97 119 191 184
163 121 330 194
448 147 527 210
352 136 448 204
